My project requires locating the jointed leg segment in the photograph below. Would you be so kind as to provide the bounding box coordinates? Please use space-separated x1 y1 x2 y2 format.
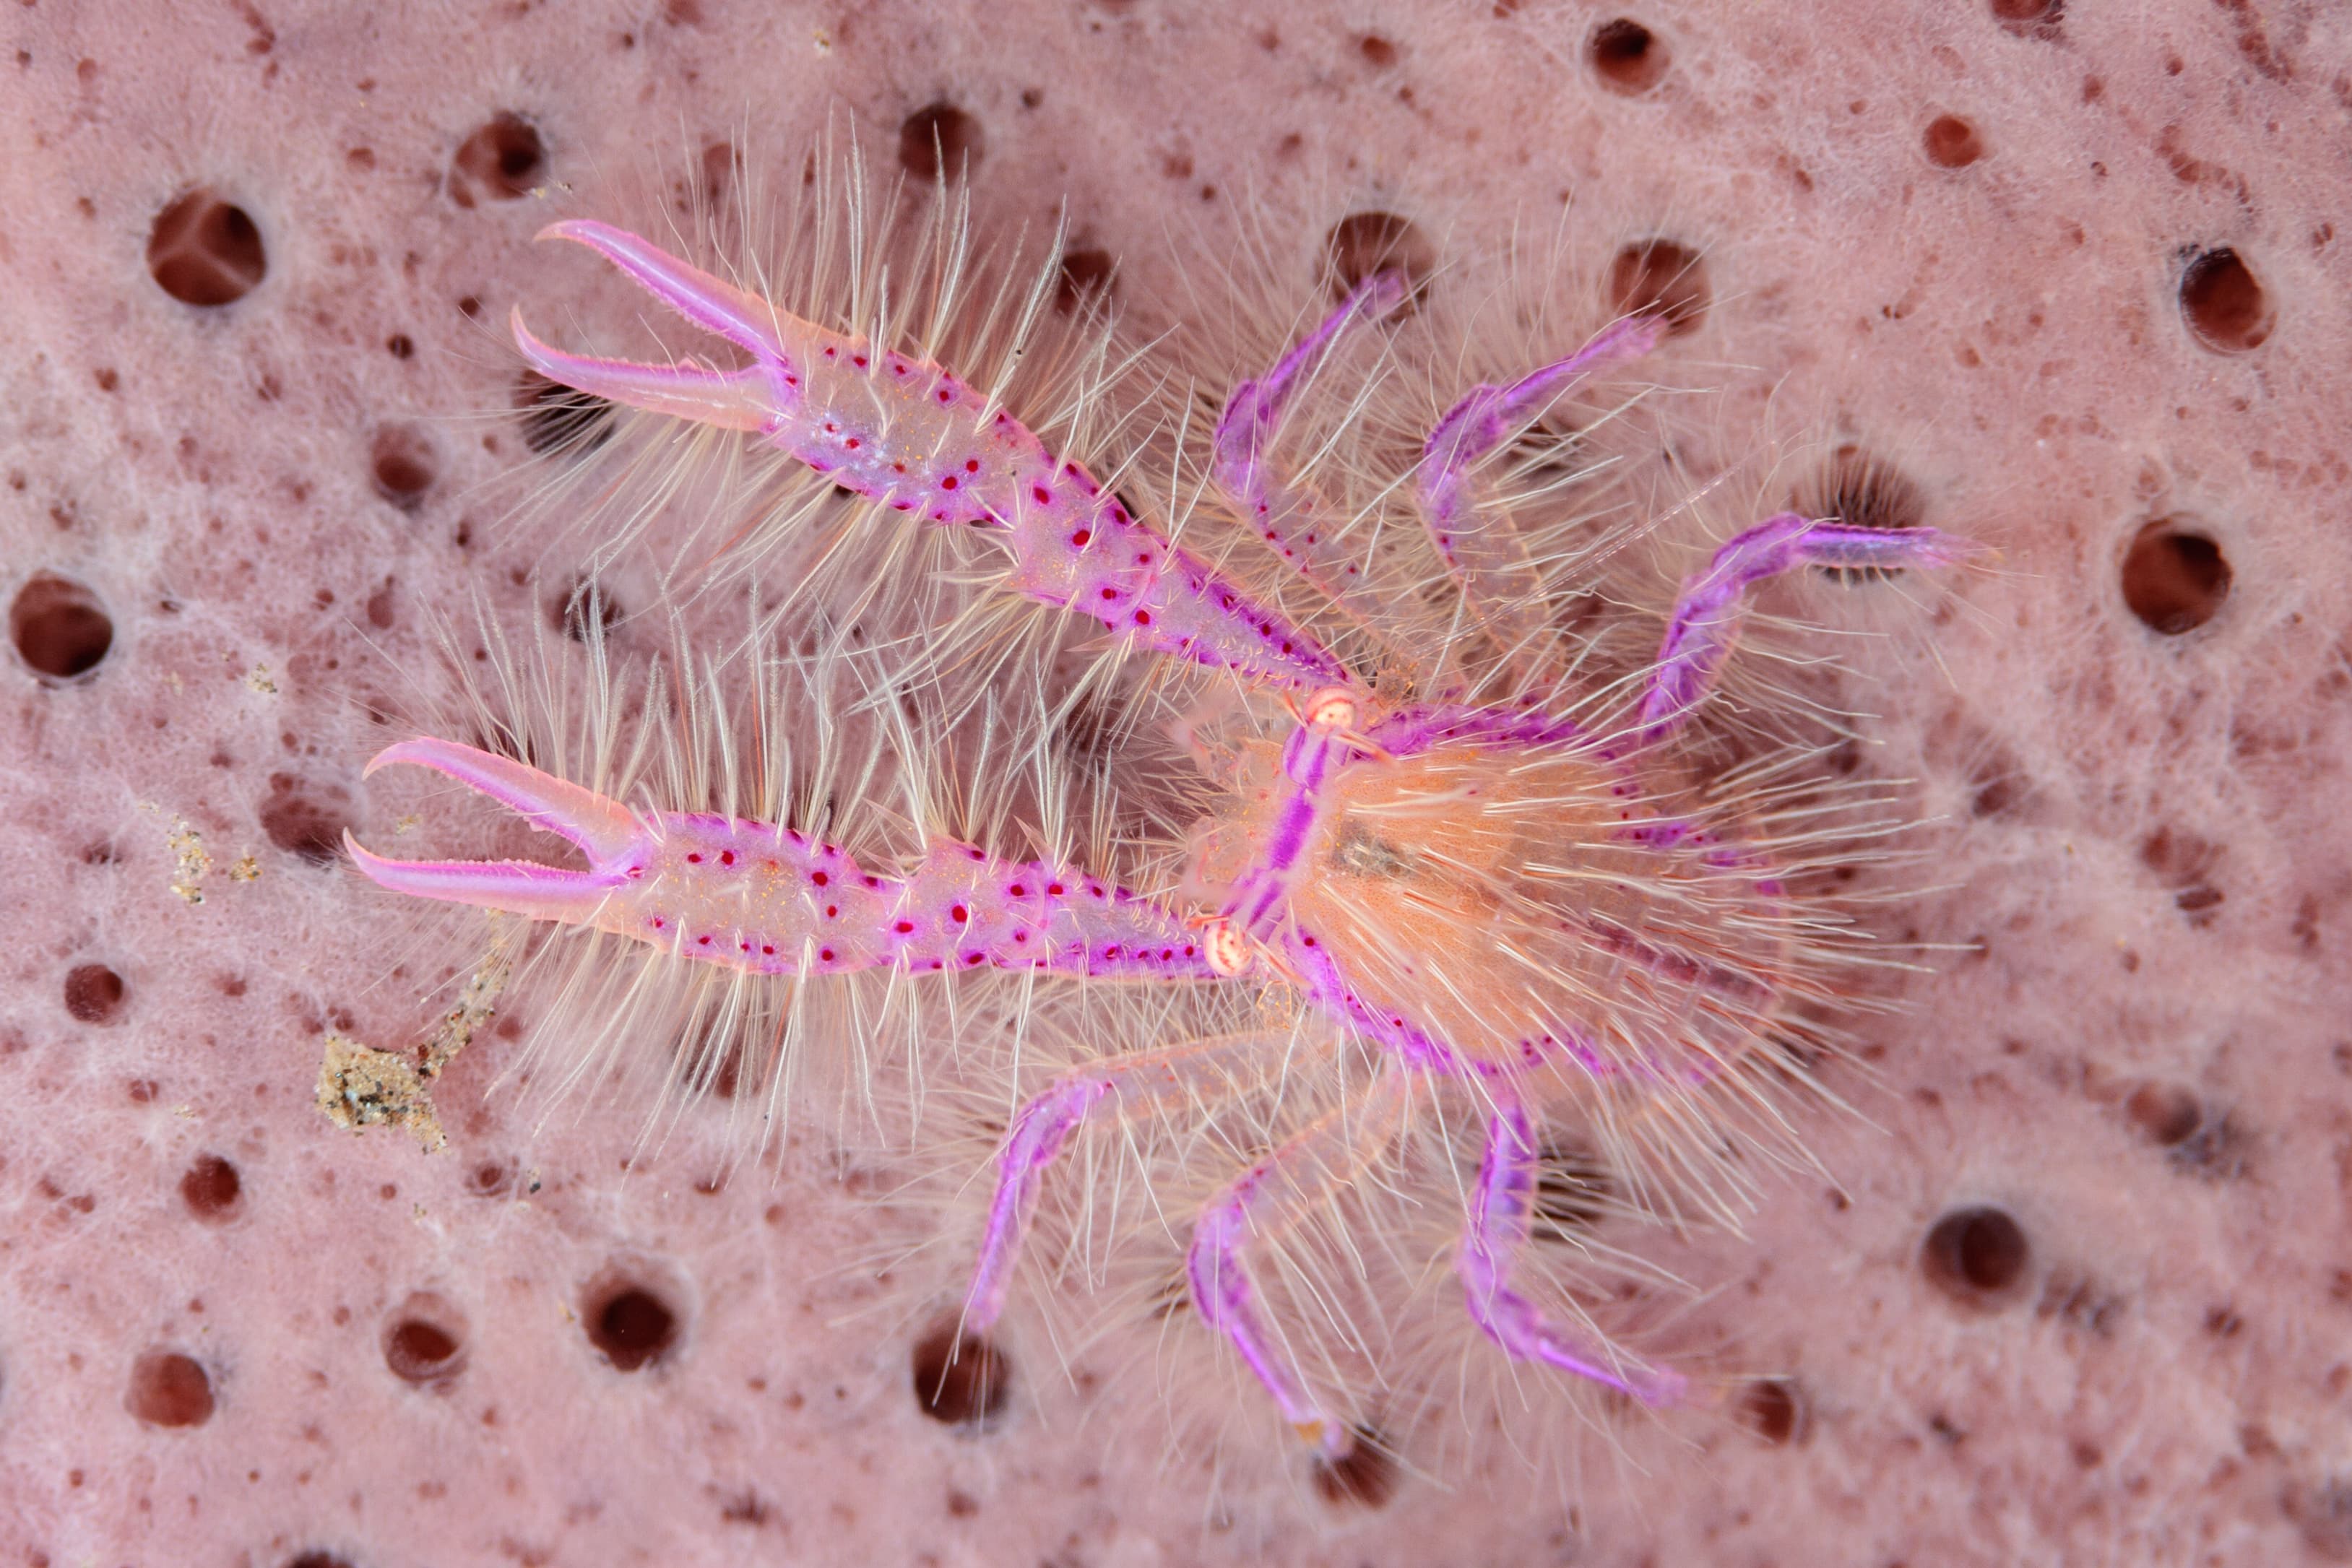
1459 1097 1685 1405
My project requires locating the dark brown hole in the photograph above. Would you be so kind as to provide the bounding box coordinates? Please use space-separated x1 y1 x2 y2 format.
147 191 267 306
386 334 415 359
450 113 545 207
126 1350 215 1428
909 1323 1010 1429
584 1281 677 1372
2291 1478 2352 1562
1531 1145 1611 1242
2178 247 2273 353
2120 520 2230 634
369 425 437 509
11 573 114 680
1989 0 2063 40
1921 1205 2031 1303
2126 1081 2203 1147
899 102 983 182
1054 247 1117 315
1743 1379 1807 1444
1923 114 1984 169
1588 18 1669 94
285 1555 357 1568
555 576 622 642
259 777 353 867
1322 210 1436 311
465 1160 515 1197
516 373 616 456
384 1295 468 1384
64 963 126 1024
180 1154 241 1220
1312 1431 1397 1507
1607 239 1708 336
1357 34 1398 69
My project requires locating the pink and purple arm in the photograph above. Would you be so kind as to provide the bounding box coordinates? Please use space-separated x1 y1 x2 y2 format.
347 737 1218 982
513 221 1354 695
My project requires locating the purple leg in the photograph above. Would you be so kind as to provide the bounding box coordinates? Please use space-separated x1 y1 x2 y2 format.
1417 316 1664 673
1459 1098 1686 1405
962 1031 1304 1334
1640 511 1979 746
1186 1066 1412 1457
1211 272 1424 638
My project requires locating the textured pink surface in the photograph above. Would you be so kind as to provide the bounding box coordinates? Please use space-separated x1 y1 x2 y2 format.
4 2 2351 1564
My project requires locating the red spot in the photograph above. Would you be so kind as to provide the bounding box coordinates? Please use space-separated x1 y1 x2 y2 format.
1033 486 1052 505
895 920 915 934
845 437 861 450
1136 552 1151 566
1071 528 1091 547
651 917 665 929
699 935 713 945
1009 884 1026 897
1103 944 1120 958
820 948 836 962
719 850 735 866
964 458 980 472
1046 883 1063 896
811 870 829 886
966 952 985 965
938 388 954 403
951 904 969 923
686 853 703 864
762 944 775 955
824 905 837 918
1134 610 1152 625
941 475 958 490
852 354 867 368
1100 586 1118 600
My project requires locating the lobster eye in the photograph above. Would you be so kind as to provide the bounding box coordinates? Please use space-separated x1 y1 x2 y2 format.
1304 688 1358 733
1201 918 1253 977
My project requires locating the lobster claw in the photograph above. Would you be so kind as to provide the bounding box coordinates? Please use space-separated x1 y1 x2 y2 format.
509 219 795 434
345 737 647 925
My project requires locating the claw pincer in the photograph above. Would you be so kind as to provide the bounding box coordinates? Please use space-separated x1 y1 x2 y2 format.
351 739 1217 982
